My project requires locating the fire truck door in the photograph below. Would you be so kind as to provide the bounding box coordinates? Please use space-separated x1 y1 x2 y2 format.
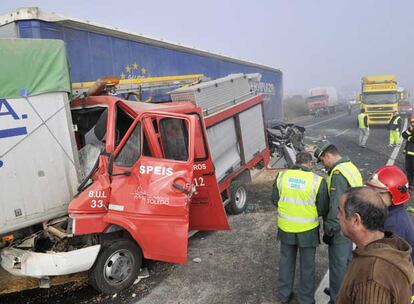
107 112 196 264
189 114 230 231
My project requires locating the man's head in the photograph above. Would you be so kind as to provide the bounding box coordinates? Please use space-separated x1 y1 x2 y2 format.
314 140 341 169
338 187 388 243
295 152 313 169
360 108 365 113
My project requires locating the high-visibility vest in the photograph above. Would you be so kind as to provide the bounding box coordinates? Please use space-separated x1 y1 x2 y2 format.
276 169 322 233
358 113 368 128
327 161 363 192
389 115 402 131
392 116 401 125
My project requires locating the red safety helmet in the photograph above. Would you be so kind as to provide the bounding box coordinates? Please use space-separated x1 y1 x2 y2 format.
366 165 410 205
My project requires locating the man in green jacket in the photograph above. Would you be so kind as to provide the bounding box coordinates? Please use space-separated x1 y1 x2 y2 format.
273 152 329 304
314 140 363 304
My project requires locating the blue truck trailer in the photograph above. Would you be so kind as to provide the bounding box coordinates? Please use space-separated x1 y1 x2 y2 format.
0 7 283 126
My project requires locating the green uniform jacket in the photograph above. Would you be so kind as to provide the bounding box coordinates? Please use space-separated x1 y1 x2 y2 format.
325 156 355 243
272 165 330 247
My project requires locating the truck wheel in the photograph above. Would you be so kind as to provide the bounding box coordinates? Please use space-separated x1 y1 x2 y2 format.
225 181 248 215
89 239 142 294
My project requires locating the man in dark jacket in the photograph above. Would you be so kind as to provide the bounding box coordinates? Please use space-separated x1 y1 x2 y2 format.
402 115 414 189
337 187 414 304
366 165 414 262
272 152 329 304
388 110 403 147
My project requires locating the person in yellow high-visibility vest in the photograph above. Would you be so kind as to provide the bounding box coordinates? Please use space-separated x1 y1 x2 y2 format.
357 108 369 148
388 111 403 147
272 152 329 304
314 140 363 304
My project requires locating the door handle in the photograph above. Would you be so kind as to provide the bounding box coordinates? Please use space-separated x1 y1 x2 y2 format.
172 181 192 195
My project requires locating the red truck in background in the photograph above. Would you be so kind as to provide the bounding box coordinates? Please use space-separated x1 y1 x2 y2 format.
306 86 339 116
397 88 412 117
1 61 270 294
398 101 413 117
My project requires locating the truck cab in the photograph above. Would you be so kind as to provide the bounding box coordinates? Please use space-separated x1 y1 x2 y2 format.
360 75 399 125
306 87 338 116
67 96 230 292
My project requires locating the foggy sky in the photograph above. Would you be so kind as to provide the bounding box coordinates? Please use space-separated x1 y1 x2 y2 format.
1 0 414 96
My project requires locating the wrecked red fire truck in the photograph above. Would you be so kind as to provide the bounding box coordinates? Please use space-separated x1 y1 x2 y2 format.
0 39 270 294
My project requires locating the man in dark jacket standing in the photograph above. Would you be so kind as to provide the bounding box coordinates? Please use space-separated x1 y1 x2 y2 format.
314 140 363 304
366 165 414 262
337 187 414 304
402 114 414 189
388 110 403 147
272 152 329 304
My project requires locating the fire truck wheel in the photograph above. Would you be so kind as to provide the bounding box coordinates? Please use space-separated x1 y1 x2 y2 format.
89 239 142 294
226 181 248 215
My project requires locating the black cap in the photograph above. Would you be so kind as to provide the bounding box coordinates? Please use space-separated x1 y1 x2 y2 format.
314 140 332 160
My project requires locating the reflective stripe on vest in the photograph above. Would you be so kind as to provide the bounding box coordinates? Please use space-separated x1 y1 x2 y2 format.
276 169 322 233
327 161 363 192
404 132 414 155
393 116 401 125
358 113 367 128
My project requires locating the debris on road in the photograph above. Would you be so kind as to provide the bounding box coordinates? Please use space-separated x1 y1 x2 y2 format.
133 268 150 285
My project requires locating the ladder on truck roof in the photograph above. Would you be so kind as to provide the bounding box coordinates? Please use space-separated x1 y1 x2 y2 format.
71 74 206 100
170 73 262 116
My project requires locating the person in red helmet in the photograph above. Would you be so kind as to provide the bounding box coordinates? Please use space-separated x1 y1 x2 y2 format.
366 165 414 262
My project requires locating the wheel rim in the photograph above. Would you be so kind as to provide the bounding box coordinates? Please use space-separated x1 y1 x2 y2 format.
234 186 247 209
103 249 135 286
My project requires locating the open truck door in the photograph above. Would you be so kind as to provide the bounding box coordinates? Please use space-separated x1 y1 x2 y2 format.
188 114 230 231
106 111 196 264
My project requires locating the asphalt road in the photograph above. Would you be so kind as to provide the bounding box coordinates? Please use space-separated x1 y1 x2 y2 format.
0 109 410 304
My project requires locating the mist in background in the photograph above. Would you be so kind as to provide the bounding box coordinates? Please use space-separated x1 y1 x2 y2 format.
1 0 413 97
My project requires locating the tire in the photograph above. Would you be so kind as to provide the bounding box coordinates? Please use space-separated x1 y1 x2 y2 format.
89 239 142 294
225 181 248 215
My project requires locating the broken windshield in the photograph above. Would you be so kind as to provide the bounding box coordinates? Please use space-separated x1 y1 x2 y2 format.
78 143 104 181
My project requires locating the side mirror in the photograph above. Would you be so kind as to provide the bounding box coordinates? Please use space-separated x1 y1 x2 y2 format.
108 153 114 176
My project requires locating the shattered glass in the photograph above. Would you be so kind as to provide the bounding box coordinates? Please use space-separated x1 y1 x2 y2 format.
78 143 104 181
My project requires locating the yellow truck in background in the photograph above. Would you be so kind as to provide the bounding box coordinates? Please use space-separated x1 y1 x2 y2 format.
359 74 399 125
